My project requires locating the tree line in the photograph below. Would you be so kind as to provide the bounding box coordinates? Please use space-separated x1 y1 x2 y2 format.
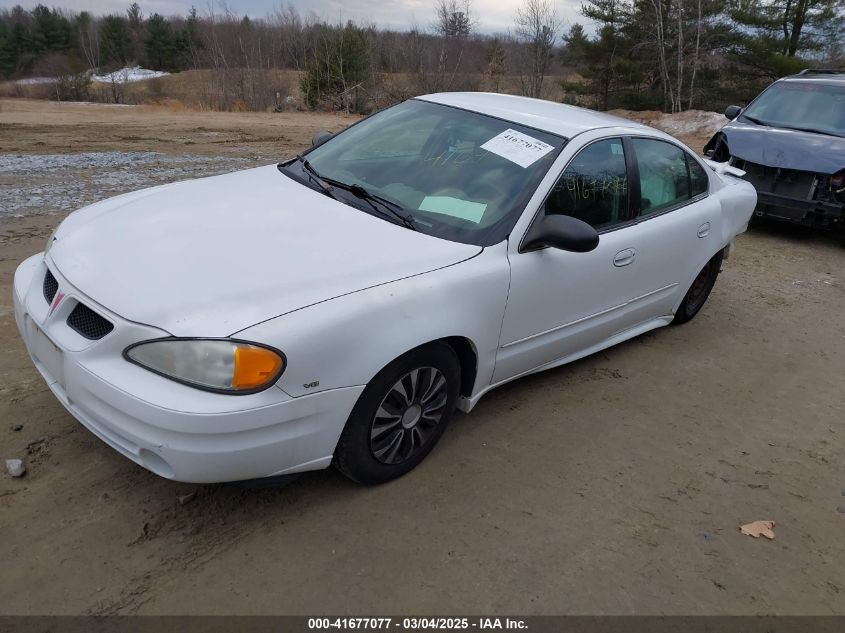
0 0 842 113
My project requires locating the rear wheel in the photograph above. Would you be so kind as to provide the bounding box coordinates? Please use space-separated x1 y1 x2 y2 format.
672 251 724 325
334 342 460 485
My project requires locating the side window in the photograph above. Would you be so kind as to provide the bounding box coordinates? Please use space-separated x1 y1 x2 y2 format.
544 138 628 231
688 154 709 197
631 138 690 217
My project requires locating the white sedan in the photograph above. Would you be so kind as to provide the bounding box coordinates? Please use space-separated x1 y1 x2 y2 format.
13 93 756 485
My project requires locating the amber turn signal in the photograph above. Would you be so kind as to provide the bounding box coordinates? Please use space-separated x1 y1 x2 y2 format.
233 345 285 390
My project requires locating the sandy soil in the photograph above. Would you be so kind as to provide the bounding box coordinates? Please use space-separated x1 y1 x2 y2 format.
1 99 843 615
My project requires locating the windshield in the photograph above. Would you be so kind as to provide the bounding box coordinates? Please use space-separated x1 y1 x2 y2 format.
283 99 566 246
741 81 845 137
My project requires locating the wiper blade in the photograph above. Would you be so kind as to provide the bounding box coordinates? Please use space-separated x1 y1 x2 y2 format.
295 154 338 199
742 114 770 127
325 179 418 231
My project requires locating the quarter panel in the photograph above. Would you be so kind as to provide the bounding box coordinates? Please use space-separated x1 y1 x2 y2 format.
237 243 511 399
715 178 757 244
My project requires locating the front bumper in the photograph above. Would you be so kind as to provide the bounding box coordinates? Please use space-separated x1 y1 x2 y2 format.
754 191 844 228
13 254 363 483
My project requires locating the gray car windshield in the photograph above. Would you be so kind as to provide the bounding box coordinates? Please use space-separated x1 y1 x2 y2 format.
287 99 566 246
741 81 845 137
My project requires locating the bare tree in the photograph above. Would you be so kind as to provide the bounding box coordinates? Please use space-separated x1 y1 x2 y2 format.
433 0 475 38
649 0 673 111
77 11 100 71
428 0 477 91
271 3 308 70
485 37 507 92
687 0 702 109
514 0 559 98
674 0 684 113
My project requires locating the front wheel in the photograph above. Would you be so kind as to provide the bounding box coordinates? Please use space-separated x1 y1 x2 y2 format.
672 251 724 325
333 342 460 485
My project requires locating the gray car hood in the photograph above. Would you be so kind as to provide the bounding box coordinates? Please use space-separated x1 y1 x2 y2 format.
718 120 845 174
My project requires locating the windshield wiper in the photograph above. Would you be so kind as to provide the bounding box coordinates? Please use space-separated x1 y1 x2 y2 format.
292 157 416 230
324 179 418 231
742 114 771 127
294 154 338 199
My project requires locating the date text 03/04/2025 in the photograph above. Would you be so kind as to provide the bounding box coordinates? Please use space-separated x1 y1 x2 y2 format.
307 617 528 630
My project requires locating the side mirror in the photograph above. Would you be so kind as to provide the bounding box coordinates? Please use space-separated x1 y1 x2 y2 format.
522 214 599 253
724 105 742 120
312 131 333 147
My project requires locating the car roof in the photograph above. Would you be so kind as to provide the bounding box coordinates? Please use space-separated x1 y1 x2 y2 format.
781 69 845 84
416 92 652 139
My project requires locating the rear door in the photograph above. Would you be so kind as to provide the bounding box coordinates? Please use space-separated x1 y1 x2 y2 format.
625 137 720 322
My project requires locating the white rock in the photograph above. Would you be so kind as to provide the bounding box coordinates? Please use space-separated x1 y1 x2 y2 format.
6 459 26 478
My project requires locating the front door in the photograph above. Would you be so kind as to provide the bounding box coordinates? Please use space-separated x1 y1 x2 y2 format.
494 137 646 383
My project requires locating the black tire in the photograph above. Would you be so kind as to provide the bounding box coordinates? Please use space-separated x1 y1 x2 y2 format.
333 342 460 485
672 250 724 325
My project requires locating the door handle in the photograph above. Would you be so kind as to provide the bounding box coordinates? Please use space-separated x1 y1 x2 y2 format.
613 248 636 267
697 222 711 238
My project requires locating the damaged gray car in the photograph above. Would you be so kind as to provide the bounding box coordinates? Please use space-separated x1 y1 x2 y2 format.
704 69 845 241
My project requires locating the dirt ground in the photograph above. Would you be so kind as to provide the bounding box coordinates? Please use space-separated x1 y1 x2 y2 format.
0 98 358 158
1 99 843 615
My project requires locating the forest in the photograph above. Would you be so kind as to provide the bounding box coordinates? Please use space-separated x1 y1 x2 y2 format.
0 0 842 113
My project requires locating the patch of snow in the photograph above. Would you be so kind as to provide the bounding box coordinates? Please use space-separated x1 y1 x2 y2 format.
611 109 727 141
0 152 258 219
91 66 170 84
14 77 56 85
654 111 726 138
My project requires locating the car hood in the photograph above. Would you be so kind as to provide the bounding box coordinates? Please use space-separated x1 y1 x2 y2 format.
49 165 481 336
718 120 845 173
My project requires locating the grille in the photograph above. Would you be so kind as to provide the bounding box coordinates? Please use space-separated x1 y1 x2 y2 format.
67 303 114 340
43 269 58 304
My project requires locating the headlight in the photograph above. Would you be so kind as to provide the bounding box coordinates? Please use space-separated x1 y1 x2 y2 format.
124 338 285 394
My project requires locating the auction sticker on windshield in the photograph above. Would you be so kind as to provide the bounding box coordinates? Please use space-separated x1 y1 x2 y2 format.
480 129 554 168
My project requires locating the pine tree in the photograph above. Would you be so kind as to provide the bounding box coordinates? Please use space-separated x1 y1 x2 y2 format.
175 6 202 70
31 5 72 53
144 13 175 71
99 15 132 67
301 22 372 111
126 2 143 62
579 0 632 109
728 0 844 77
0 22 15 77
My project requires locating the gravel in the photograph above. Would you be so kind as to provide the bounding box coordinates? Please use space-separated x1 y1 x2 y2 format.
0 151 256 219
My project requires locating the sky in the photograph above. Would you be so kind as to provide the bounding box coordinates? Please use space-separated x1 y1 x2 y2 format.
0 0 586 35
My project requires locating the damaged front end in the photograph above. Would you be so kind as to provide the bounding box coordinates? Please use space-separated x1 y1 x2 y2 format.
705 130 845 233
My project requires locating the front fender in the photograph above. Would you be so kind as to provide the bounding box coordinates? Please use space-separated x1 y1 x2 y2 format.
237 242 511 399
